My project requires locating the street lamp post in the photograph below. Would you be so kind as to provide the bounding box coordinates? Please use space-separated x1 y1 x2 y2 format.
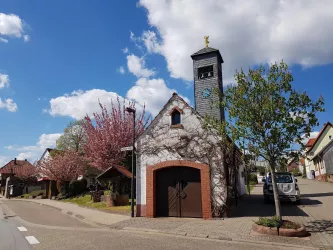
125 107 136 218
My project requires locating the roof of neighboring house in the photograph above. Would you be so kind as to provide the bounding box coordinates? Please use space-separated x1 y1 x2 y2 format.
191 47 224 62
287 156 305 166
0 159 34 175
37 177 51 182
306 138 316 148
307 122 333 154
39 148 54 162
38 148 63 163
96 165 134 179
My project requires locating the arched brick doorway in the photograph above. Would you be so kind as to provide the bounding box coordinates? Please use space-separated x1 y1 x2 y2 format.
146 160 212 219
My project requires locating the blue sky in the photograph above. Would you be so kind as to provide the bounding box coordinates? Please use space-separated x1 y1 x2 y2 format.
1 0 332 165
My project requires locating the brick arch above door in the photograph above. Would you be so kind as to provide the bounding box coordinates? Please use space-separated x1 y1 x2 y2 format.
146 160 212 219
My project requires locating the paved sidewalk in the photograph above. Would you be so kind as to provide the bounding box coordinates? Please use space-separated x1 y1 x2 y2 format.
109 181 332 249
12 198 130 226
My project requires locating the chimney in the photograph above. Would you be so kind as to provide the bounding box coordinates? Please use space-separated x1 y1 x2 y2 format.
14 158 17 165
25 159 27 161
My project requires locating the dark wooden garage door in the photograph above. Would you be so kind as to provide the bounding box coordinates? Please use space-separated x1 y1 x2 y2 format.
155 167 202 218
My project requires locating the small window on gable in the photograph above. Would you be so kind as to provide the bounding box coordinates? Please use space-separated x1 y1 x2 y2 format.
171 110 181 125
198 65 214 79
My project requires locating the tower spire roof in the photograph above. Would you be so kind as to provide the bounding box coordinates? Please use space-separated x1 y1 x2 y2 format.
191 37 223 62
191 47 223 63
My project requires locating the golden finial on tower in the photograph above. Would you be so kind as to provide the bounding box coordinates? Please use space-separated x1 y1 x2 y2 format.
204 36 209 48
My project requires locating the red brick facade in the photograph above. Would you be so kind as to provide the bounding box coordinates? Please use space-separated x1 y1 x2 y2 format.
136 204 146 217
145 160 212 219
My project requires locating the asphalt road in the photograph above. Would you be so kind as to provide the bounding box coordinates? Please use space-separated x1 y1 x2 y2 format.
0 199 293 250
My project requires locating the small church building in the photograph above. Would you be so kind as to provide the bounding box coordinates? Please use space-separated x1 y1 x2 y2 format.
135 42 246 219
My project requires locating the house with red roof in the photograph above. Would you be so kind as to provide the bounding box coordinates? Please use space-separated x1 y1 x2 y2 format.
0 158 37 196
305 122 333 181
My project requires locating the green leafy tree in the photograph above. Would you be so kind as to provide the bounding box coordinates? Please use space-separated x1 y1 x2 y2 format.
213 61 324 220
56 120 86 153
277 158 288 172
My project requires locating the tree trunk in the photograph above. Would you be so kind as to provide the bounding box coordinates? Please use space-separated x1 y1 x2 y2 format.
56 180 62 194
270 165 282 221
246 170 251 195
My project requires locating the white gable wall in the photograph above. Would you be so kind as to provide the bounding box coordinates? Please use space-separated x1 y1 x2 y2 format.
136 96 244 216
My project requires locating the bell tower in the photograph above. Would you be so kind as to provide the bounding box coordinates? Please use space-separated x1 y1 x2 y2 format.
191 37 224 122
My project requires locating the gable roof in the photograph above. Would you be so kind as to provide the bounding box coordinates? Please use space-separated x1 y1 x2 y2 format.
96 165 134 179
306 138 316 148
307 122 333 153
39 148 63 162
136 93 242 156
39 148 53 161
191 47 223 62
136 93 193 141
0 159 35 175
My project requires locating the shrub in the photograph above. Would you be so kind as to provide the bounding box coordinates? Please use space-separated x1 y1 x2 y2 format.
248 173 258 184
256 216 280 228
256 166 266 176
292 168 301 176
256 217 301 229
69 178 88 196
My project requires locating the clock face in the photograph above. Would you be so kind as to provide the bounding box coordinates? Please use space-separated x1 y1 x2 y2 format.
202 88 212 98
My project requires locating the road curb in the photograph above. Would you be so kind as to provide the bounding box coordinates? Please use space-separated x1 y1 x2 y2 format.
6 199 107 227
121 226 320 249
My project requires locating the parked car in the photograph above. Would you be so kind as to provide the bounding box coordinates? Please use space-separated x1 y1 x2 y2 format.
262 172 300 205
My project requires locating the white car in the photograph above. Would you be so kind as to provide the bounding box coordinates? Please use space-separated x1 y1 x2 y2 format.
262 172 301 204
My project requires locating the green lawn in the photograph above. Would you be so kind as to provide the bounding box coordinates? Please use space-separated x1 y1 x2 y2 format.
62 194 135 213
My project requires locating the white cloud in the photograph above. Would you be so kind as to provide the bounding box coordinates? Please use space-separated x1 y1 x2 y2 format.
123 47 129 53
117 66 125 74
126 77 190 116
0 156 10 167
23 35 30 42
130 31 136 42
0 73 9 88
47 89 131 120
139 0 333 84
0 13 28 42
17 152 35 161
6 133 62 162
141 30 161 54
0 98 18 112
301 131 319 145
127 54 155 78
129 31 144 51
0 37 8 43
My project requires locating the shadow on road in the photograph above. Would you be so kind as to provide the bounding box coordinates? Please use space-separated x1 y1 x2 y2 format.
302 192 333 198
229 194 312 217
299 198 322 206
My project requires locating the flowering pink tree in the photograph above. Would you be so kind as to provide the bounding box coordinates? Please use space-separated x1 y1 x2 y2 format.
83 98 149 171
38 151 86 183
